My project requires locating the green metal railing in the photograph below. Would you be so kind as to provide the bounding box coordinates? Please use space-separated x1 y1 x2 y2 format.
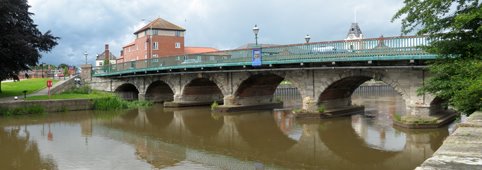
94 36 436 76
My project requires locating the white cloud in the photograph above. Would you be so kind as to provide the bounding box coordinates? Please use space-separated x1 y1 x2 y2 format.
27 0 405 66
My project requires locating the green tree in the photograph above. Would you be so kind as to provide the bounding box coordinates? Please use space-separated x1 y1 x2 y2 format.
63 66 69 77
58 63 68 69
392 0 481 115
0 0 59 93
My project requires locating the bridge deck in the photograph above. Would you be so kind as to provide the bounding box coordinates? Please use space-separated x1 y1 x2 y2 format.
94 36 437 77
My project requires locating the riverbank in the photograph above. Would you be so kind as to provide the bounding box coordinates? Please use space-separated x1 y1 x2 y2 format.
0 99 94 113
417 111 482 169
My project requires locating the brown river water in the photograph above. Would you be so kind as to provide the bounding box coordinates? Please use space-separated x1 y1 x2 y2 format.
0 87 453 170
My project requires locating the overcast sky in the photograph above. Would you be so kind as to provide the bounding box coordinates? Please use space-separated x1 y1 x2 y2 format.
28 0 405 66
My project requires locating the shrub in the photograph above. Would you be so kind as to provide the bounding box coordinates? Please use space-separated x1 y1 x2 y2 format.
211 101 219 110
317 105 325 113
93 97 128 110
392 113 402 121
0 105 45 116
93 97 152 111
65 85 91 94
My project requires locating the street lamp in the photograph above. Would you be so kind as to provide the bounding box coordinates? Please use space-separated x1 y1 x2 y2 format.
84 51 88 65
252 24 259 46
305 34 311 43
41 62 45 78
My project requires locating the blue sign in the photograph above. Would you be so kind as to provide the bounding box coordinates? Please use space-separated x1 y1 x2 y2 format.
252 48 262 66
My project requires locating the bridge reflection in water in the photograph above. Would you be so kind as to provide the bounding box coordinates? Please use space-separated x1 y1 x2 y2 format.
0 87 449 170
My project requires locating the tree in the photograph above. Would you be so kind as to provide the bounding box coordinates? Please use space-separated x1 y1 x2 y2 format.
58 63 68 69
392 0 481 115
0 0 59 93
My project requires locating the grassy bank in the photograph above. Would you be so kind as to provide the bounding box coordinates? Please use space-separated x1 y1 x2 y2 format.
0 78 59 98
0 105 45 116
26 85 114 100
93 96 152 110
27 91 114 100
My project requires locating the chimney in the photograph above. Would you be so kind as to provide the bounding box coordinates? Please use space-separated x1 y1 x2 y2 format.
104 44 110 63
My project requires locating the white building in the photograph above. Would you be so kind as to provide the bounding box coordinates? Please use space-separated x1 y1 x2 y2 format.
95 44 117 67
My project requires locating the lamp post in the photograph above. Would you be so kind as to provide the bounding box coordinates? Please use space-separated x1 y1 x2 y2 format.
41 62 45 78
252 24 259 46
305 34 311 43
84 51 88 65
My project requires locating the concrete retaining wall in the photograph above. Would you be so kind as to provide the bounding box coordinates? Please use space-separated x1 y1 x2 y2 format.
417 111 482 169
50 76 78 94
0 99 94 113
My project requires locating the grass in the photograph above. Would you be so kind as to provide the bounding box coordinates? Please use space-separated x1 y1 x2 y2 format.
93 96 152 110
0 78 59 98
27 91 114 100
26 85 114 100
0 105 45 116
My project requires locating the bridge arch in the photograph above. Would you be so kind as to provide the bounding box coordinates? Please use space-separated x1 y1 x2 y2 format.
180 77 224 103
115 83 139 101
145 80 174 103
233 73 285 105
315 70 411 111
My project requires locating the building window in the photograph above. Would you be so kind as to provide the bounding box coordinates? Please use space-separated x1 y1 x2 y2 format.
99 62 103 66
175 42 181 48
175 31 181 37
153 42 158 50
152 30 159 35
153 54 158 58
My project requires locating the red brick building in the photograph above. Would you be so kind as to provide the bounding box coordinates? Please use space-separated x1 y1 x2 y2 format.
117 18 217 63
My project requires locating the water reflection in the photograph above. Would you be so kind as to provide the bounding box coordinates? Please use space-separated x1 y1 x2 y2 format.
0 87 450 170
0 127 57 170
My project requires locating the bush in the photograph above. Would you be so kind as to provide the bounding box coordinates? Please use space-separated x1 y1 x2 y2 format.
65 85 91 94
0 105 45 116
93 97 128 110
211 101 219 110
93 96 152 111
392 113 402 121
317 105 325 113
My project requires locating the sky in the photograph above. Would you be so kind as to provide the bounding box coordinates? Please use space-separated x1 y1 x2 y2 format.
28 0 405 66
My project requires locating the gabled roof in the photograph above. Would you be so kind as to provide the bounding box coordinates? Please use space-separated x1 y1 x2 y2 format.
96 51 116 60
184 47 218 54
134 18 185 34
346 23 363 38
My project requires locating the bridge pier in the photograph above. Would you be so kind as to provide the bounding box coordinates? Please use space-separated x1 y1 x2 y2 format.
138 93 146 101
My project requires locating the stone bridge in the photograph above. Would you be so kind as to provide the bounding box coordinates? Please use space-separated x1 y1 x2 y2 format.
86 67 441 117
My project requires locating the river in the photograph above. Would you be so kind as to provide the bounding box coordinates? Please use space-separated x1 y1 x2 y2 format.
0 85 452 170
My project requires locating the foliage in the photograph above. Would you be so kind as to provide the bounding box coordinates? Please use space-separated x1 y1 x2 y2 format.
419 59 482 114
64 85 92 94
63 67 69 77
0 78 58 98
393 0 482 115
211 101 219 110
0 105 45 116
58 63 68 69
0 0 59 93
392 113 402 122
93 96 152 111
317 105 325 113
